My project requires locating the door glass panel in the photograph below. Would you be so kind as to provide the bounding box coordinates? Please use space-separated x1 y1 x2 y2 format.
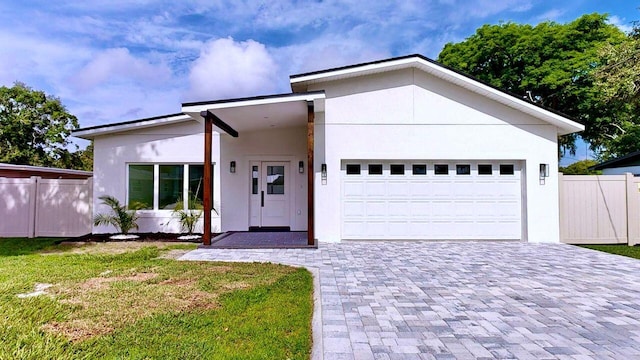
252 166 259 194
266 166 285 194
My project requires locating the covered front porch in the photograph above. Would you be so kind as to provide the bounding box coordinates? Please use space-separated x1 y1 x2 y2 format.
182 92 325 247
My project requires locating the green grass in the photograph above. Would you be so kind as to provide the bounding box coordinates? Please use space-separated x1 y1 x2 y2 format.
580 244 640 260
0 238 313 359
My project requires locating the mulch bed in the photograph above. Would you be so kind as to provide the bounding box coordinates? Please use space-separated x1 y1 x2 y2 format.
58 233 220 244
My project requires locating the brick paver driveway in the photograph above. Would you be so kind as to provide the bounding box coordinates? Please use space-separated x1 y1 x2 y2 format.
181 242 640 359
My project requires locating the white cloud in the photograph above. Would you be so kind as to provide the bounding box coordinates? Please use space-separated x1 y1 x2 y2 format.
609 15 633 34
185 38 279 101
71 48 172 91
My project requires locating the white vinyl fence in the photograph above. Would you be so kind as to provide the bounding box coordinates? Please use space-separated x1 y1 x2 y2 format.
559 173 640 246
0 177 92 238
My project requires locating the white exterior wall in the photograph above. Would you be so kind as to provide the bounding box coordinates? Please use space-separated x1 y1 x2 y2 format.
602 166 640 176
220 126 308 232
311 68 561 243
92 120 221 233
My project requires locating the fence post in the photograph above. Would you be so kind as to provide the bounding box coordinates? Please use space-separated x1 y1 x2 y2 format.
27 176 40 238
626 173 640 246
558 173 565 243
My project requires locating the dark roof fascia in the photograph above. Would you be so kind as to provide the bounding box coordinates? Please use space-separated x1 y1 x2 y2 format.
74 113 187 132
290 54 580 125
182 90 326 108
592 150 640 170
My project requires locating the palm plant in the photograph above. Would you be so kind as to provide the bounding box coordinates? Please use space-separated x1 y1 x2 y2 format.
172 192 204 235
93 195 146 234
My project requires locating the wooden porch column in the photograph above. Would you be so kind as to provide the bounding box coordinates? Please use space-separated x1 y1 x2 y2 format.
307 101 315 246
202 115 213 246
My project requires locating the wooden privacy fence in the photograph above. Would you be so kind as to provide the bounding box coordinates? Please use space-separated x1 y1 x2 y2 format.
559 173 640 245
0 176 92 238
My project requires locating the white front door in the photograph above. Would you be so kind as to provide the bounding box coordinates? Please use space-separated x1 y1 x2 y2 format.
249 161 290 227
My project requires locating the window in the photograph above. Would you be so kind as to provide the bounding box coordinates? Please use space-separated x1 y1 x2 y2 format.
478 164 492 175
189 165 205 207
390 164 404 175
434 164 449 175
368 164 383 175
456 164 471 175
128 165 154 209
412 164 427 175
159 165 184 209
500 164 515 175
346 164 361 175
252 166 259 194
128 164 213 210
266 165 285 194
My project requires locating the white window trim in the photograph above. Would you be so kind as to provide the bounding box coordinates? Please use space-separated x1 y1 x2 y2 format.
126 163 216 212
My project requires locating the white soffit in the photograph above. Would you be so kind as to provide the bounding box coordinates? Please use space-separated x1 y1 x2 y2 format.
181 92 326 133
72 113 194 139
291 57 584 135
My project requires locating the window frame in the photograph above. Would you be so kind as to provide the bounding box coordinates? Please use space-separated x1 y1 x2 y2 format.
412 164 427 175
390 164 405 175
434 164 449 175
499 164 515 175
368 164 383 175
478 164 493 175
456 164 471 175
346 164 361 175
127 163 215 211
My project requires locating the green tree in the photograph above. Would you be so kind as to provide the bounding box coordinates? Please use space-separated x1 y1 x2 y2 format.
437 13 626 155
592 22 640 159
559 159 601 175
0 82 84 168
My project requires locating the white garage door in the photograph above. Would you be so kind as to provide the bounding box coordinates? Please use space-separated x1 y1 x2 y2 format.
341 161 522 240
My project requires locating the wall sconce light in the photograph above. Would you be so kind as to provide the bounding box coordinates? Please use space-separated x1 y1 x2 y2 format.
539 163 549 179
230 161 236 173
299 161 304 174
321 163 327 185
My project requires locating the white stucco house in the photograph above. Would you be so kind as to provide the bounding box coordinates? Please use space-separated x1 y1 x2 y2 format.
73 54 584 244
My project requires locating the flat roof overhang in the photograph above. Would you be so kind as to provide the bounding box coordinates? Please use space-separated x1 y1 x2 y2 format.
182 92 325 135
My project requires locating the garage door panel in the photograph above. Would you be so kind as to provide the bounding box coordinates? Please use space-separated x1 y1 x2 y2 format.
343 201 364 217
341 160 522 240
388 181 409 197
388 201 410 217
343 181 365 196
366 182 386 196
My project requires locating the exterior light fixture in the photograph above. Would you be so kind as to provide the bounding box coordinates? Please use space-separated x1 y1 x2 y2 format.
539 163 549 179
539 163 549 184
299 161 304 173
321 163 327 185
230 161 236 173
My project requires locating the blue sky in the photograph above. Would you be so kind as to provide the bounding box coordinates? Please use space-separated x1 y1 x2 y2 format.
0 1 637 163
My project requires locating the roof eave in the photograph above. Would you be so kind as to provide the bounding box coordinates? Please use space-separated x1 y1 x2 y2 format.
72 113 194 139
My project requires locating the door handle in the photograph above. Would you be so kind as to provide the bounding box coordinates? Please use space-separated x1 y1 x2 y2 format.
261 191 264 207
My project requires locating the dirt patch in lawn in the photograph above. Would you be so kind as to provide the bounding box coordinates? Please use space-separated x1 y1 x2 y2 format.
45 271 219 342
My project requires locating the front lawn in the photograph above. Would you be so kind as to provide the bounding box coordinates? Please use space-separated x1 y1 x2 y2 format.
0 238 313 359
580 244 640 260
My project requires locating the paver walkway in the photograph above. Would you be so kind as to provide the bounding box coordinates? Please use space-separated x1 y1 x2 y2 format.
180 242 640 359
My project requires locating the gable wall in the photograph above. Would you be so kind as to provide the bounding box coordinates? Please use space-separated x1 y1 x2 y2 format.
92 120 221 233
309 68 561 243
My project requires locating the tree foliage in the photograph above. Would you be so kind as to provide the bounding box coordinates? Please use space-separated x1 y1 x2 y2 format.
437 13 626 155
559 159 601 175
592 21 640 159
0 82 90 169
